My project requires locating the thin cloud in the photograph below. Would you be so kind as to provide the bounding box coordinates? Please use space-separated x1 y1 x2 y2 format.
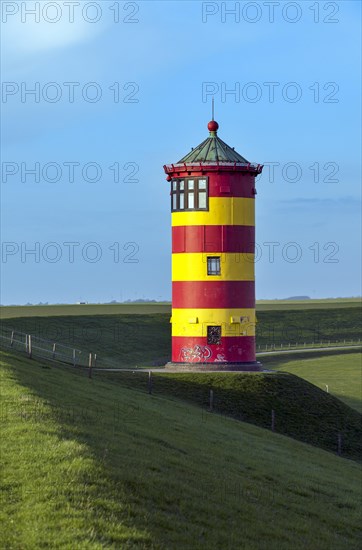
1 5 109 71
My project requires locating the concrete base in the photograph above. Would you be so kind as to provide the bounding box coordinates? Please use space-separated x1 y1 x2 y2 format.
164 361 263 372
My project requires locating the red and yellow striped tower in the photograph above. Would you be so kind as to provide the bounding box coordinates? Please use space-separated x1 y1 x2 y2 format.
164 119 263 370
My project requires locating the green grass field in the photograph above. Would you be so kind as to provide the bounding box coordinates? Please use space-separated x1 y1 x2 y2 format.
1 350 361 549
0 297 360 319
265 353 362 413
255 306 361 347
256 297 361 310
98 366 362 461
1 304 361 368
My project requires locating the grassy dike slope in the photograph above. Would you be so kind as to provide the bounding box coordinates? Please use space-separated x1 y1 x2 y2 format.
1 351 361 549
100 368 362 462
1 306 361 368
265 353 362 413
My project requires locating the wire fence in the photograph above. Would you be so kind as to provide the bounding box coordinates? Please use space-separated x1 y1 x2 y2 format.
0 326 137 372
1 325 360 372
257 340 361 352
0 327 360 459
0 326 89 367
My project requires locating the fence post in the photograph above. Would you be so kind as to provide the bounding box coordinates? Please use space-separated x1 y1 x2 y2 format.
73 349 76 367
88 353 92 379
52 343 56 360
209 389 214 412
10 331 14 347
28 335 32 359
337 433 342 456
25 334 28 353
93 353 97 369
271 409 275 432
148 371 152 395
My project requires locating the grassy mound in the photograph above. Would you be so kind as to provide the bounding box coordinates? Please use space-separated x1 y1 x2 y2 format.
100 369 362 462
1 350 361 549
266 352 362 413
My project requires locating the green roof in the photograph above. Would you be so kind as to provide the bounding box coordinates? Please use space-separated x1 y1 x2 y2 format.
178 126 249 164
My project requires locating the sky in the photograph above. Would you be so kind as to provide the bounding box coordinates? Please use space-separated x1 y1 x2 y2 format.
1 0 361 304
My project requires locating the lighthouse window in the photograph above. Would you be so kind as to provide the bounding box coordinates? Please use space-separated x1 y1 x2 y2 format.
207 326 221 345
207 256 221 276
188 192 195 209
171 177 209 212
199 191 207 209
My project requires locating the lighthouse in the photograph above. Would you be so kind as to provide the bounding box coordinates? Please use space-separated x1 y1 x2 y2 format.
164 118 263 370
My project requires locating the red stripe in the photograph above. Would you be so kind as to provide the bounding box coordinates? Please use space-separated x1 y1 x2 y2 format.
208 173 256 198
172 336 255 363
172 225 255 253
172 281 255 309
168 171 257 198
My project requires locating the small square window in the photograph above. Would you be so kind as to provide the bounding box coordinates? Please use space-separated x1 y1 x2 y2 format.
207 326 221 345
207 257 220 276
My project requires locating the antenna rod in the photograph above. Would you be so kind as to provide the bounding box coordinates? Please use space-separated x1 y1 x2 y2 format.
212 97 214 121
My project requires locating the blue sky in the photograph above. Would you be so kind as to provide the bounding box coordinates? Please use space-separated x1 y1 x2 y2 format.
1 0 361 304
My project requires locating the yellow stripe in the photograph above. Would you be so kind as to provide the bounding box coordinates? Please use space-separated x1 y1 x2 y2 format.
172 197 255 227
172 252 255 281
171 308 256 337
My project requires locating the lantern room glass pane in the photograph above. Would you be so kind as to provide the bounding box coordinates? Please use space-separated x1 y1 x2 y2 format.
188 180 194 190
188 192 194 209
199 179 207 190
199 191 206 209
179 180 184 191
172 194 177 210
179 193 184 209
172 181 177 191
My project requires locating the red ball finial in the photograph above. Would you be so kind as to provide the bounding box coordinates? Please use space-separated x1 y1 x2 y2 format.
208 120 219 132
